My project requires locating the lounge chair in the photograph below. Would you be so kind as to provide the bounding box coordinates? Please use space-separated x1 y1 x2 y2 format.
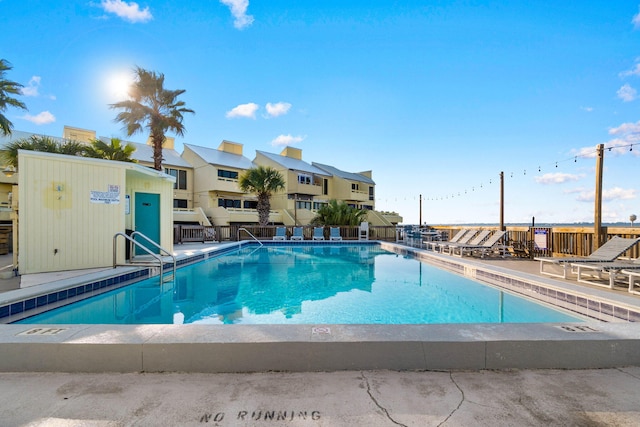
429 229 476 253
313 227 325 240
534 236 640 279
273 227 287 241
571 257 640 290
451 230 507 258
444 229 492 255
291 227 304 241
425 229 469 251
623 269 640 295
329 227 342 241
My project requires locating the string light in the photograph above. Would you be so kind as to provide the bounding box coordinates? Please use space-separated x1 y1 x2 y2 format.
420 143 634 202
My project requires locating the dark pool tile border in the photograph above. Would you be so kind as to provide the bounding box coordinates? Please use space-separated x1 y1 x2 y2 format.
0 269 150 322
473 265 640 323
386 244 640 324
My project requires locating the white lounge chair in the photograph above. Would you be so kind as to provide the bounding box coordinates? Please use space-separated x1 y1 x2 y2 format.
273 227 287 241
572 257 640 290
534 236 640 279
431 229 477 253
329 227 342 241
451 230 507 258
445 229 492 255
426 229 469 252
313 227 325 240
624 269 640 295
291 227 304 241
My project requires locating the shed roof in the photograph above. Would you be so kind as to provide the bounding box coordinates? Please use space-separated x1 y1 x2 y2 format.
312 162 375 185
256 150 330 176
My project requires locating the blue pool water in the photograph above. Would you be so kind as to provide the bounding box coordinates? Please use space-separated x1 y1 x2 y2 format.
18 244 582 325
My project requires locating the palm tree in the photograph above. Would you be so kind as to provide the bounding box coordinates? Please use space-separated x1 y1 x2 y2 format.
311 199 367 226
238 166 286 226
84 138 137 162
0 135 86 167
110 67 194 171
0 59 27 136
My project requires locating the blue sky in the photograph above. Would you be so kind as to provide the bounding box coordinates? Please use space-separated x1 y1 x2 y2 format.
2 0 639 225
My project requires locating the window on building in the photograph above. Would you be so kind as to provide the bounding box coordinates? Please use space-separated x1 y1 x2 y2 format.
323 179 328 195
165 168 187 190
313 202 327 210
296 201 312 210
218 169 239 180
298 174 312 185
173 199 188 209
351 183 359 191
369 186 374 201
244 200 258 209
218 198 241 208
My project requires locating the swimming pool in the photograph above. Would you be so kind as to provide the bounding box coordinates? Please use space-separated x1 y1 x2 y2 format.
17 243 582 325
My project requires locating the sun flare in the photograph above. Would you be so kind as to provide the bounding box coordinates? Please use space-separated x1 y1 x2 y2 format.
106 70 134 102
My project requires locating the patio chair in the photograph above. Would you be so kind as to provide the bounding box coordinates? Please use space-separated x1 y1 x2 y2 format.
451 230 507 258
329 227 342 241
313 227 325 240
291 227 304 241
273 227 287 241
534 236 640 279
571 257 640 290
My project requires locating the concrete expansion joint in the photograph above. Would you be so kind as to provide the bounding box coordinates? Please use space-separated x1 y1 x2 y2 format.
437 372 465 427
615 366 640 381
360 371 408 427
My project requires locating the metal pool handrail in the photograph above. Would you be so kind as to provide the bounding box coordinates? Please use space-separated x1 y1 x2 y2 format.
113 231 176 283
237 227 264 247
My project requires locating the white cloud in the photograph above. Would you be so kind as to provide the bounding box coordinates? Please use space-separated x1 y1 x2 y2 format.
534 172 583 185
220 0 254 29
21 76 41 97
633 9 640 29
617 83 637 102
609 120 640 135
575 187 637 202
265 102 291 118
271 134 306 146
101 0 152 23
225 103 259 119
580 106 593 112
620 63 640 77
600 120 640 156
21 111 56 125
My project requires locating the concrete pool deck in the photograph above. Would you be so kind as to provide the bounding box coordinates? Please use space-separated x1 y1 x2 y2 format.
0 241 639 374
2 368 640 426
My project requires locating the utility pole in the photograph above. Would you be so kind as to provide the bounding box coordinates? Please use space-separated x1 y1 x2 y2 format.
499 171 505 231
594 144 605 249
419 194 422 226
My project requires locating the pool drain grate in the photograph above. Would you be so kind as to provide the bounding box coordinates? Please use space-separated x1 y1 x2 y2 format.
17 327 68 336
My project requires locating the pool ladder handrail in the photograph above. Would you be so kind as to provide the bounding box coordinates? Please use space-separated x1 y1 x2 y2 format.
113 231 176 283
237 227 264 247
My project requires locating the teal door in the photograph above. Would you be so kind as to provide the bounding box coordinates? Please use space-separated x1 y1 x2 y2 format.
135 193 161 254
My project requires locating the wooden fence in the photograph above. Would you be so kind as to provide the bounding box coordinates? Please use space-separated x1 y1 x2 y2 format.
174 224 640 259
